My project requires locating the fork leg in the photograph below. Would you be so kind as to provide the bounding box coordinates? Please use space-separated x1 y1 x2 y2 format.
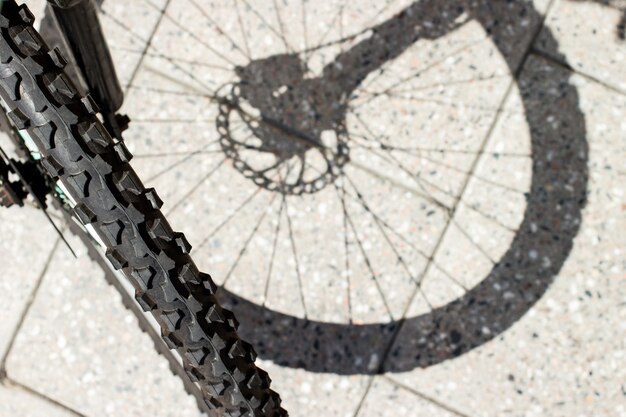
46 0 125 136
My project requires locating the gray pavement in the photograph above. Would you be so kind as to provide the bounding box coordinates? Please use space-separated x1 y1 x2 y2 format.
0 1 624 416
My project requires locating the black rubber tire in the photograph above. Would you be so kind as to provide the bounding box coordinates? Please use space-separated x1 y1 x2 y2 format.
0 2 286 416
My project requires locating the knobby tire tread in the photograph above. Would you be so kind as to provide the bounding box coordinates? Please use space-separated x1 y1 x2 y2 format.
0 2 286 416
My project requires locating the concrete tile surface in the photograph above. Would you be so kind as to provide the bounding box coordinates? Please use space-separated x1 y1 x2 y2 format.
4 235 203 417
356 377 464 417
0 0 624 416
0 202 59 359
99 0 170 87
0 383 76 417
535 0 626 91
256 359 371 417
385 55 626 417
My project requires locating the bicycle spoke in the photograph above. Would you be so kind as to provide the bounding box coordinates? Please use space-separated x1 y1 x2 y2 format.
339 181 353 323
336 184 394 321
108 45 144 54
343 190 431 262
350 117 517 232
375 33 489 93
128 86 222 99
322 166 476 297
241 0 293 53
311 0 346 52
195 186 264 251
300 0 309 62
262 195 285 306
387 153 511 226
348 133 530 158
188 0 251 61
145 152 199 183
145 134 242 182
342 170 458 304
133 149 223 159
341 173 423 287
405 150 528 194
355 90 518 116
430 261 470 292
403 83 519 314
101 7 229 100
302 160 434 263
459 199 517 232
359 0 401 28
259 155 291 174
282 194 308 318
272 0 293 53
353 35 489 109
134 121 243 165
339 180 446 311
451 219 496 264
124 0 172 89
165 157 227 216
111 47 234 71
350 139 529 195
221 193 279 287
388 73 509 94
233 0 253 59
144 0 240 67
295 0 398 56
131 118 216 124
350 113 453 212
142 62 224 102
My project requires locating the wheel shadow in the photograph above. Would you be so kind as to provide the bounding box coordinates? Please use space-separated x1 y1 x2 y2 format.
213 0 589 375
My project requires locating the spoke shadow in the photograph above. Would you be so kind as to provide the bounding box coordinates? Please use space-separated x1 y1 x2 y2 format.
172 0 596 374
210 0 591 375
213 1 588 374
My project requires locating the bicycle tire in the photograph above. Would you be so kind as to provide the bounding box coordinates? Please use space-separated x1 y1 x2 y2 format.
36 2 217 412
0 2 285 416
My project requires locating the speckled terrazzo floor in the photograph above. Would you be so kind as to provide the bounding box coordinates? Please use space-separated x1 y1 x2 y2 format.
0 1 624 416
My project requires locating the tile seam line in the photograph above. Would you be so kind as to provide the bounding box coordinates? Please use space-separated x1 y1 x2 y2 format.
0 235 63 372
373 0 559 373
352 1 558 416
353 78 518 417
2 377 88 417
530 47 626 96
350 375 376 417
382 375 474 417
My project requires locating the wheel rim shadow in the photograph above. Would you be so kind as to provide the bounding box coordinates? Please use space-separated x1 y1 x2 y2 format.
216 1 589 375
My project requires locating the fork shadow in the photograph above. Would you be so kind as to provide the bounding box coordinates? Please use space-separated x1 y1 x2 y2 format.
215 0 589 375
